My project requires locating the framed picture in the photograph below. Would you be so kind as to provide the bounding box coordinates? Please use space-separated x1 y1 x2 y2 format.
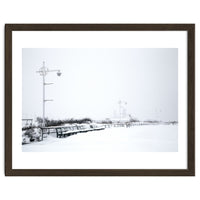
5 24 195 176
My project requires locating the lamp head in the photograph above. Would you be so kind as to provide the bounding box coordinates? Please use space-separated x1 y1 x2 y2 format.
57 70 61 76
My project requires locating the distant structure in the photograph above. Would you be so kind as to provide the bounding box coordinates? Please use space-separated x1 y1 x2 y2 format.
118 100 128 120
111 101 129 123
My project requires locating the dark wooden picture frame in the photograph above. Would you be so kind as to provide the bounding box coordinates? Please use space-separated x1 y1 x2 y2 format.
5 24 195 176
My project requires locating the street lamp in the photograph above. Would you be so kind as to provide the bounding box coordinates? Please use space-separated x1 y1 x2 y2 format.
36 61 61 127
118 100 127 122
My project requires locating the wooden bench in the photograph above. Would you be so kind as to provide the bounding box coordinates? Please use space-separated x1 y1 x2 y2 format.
56 127 79 138
40 124 105 139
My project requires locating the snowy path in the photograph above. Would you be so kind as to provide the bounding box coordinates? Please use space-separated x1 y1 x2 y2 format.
22 125 178 152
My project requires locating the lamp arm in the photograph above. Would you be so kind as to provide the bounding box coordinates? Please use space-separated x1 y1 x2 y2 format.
48 69 60 72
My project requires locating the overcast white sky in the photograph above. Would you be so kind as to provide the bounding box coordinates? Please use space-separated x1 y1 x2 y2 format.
22 48 178 121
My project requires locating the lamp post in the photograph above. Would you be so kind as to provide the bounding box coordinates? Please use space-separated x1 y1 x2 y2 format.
118 100 127 122
118 100 122 122
36 61 61 127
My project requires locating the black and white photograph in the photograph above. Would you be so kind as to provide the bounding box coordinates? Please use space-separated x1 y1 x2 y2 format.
22 48 178 152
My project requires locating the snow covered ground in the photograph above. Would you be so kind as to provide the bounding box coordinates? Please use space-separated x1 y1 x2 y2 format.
22 125 178 152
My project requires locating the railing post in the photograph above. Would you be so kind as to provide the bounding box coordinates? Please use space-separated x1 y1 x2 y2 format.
41 128 43 141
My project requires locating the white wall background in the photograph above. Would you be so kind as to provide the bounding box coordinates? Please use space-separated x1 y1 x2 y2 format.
0 0 199 200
